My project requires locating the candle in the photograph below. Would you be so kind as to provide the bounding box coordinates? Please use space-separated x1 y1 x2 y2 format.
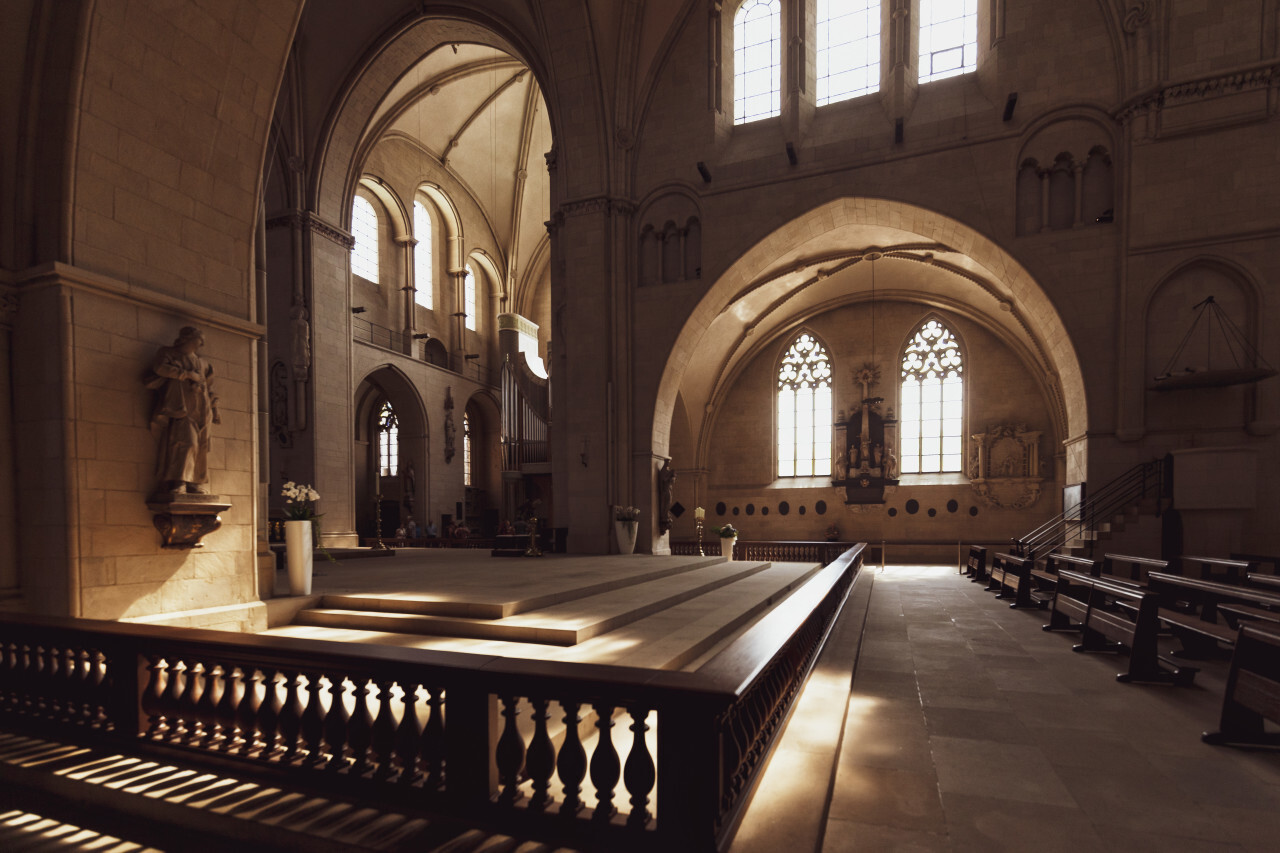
695 506 705 520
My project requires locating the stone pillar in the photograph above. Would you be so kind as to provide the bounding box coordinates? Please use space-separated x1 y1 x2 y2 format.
396 235 417 354
1039 169 1052 233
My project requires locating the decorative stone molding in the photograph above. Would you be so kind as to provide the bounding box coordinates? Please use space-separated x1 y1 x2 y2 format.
264 211 355 249
1122 2 1153 33
147 494 232 549
969 423 1043 509
1115 60 1280 125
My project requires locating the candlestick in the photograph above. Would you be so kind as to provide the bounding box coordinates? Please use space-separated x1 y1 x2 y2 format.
694 506 705 520
695 517 705 556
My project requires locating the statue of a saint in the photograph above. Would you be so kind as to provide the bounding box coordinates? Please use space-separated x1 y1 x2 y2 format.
657 459 676 534
146 326 220 496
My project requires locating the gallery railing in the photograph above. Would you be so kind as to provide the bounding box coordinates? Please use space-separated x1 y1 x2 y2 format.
671 539 856 565
0 544 864 852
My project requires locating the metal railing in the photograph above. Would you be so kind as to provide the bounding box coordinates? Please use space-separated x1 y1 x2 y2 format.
1014 456 1172 560
0 544 864 853
352 316 409 354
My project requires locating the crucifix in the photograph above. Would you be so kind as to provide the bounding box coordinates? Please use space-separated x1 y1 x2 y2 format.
850 365 883 475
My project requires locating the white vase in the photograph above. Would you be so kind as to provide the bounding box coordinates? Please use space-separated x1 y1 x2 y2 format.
613 519 638 555
285 519 314 595
722 536 737 561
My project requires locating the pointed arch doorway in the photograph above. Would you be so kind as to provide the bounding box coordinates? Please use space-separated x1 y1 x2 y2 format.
354 367 428 541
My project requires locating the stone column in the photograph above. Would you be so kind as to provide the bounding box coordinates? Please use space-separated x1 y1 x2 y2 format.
396 235 417 355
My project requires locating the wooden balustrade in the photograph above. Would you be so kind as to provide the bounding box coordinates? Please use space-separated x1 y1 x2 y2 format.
671 539 854 565
0 544 864 852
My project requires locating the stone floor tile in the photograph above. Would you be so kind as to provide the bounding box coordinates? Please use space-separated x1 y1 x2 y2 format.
930 736 1077 806
923 706 1035 745
826 764 945 832
938 792 1104 853
820 818 950 852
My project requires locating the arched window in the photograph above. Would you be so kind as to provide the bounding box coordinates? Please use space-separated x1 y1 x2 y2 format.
777 333 833 477
734 0 781 125
919 0 977 83
413 201 433 309
817 0 880 106
900 318 963 474
378 401 399 478
351 195 380 283
464 264 477 331
463 412 472 487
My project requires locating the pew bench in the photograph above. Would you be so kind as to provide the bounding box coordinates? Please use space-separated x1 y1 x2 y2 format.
1202 623 1280 748
1231 552 1280 576
1217 602 1280 627
1247 573 1280 592
1047 569 1193 685
1180 555 1259 584
1101 553 1169 585
1148 572 1280 658
965 545 989 583
986 553 1035 608
1031 554 1102 606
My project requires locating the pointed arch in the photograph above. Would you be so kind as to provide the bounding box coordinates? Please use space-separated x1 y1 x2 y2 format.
899 313 966 475
776 329 834 478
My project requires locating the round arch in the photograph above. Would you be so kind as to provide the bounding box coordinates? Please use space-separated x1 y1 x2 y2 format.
652 198 1088 460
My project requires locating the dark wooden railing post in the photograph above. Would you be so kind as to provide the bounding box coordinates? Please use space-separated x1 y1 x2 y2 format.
445 686 497 814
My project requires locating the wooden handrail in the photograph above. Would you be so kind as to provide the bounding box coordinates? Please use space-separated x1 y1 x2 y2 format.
0 544 866 853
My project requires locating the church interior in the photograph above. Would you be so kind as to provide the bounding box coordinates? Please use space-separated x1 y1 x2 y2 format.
2 1 1280 850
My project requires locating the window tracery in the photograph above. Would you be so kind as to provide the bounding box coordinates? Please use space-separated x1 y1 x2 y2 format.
378 401 398 478
777 333 833 478
900 318 963 474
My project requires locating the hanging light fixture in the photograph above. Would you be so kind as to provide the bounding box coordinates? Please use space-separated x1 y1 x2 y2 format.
1151 295 1277 391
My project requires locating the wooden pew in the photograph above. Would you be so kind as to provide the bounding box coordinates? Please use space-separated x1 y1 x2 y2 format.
986 553 1035 608
1100 553 1169 585
1248 573 1280 592
965 545 989 582
1180 555 1259 584
1148 572 1280 658
1231 552 1280 575
1202 623 1280 748
1031 554 1104 607
1047 569 1193 685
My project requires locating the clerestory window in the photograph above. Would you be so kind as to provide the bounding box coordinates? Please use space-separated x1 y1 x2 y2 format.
777 333 833 478
464 265 477 331
734 0 782 124
918 0 977 83
351 195 379 283
899 318 963 474
413 201 433 309
817 0 880 105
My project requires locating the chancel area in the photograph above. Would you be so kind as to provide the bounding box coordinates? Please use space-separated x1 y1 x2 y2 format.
2 1 1280 850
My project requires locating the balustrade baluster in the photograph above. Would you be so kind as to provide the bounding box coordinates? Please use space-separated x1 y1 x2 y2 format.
590 702 620 821
0 640 13 711
370 679 398 780
63 648 84 722
422 686 445 789
195 663 221 747
346 678 375 775
624 705 655 827
141 656 167 737
324 675 352 770
525 697 555 811
86 649 106 727
215 664 240 749
39 644 59 718
236 666 263 755
394 681 423 784
177 660 203 744
13 643 33 715
557 700 587 816
254 669 283 758
277 669 304 761
495 694 525 805
162 660 188 741
299 671 326 766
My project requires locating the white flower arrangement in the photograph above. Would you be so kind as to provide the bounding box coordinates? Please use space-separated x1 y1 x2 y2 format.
615 505 641 522
712 523 738 539
282 481 321 520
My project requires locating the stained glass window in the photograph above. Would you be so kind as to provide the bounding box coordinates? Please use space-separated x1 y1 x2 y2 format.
463 412 472 486
900 318 963 474
378 401 398 478
777 333 833 477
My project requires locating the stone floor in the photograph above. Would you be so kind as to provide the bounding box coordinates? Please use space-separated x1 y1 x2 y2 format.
801 565 1280 853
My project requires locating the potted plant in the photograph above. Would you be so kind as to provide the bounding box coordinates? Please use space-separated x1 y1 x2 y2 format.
282 482 321 594
614 505 640 555
712 523 738 561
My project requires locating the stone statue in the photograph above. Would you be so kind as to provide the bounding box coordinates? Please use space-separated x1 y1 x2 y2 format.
657 458 675 534
443 386 456 462
146 326 220 496
884 449 899 481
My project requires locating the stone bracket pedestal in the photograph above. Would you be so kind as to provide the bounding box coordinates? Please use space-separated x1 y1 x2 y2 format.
147 494 232 549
